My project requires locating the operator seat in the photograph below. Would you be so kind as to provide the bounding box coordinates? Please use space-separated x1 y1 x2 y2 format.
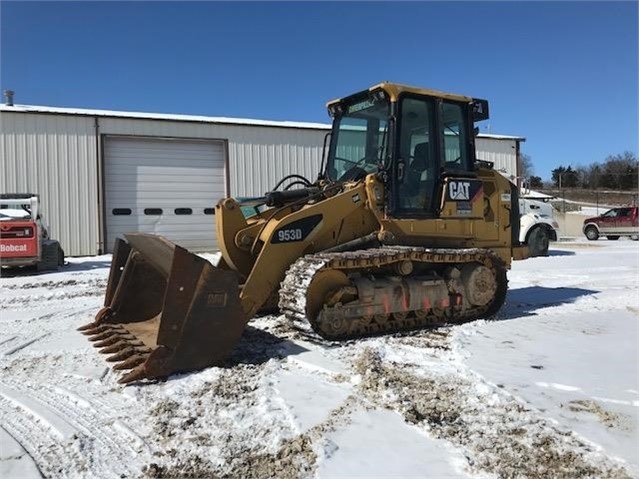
403 142 433 210
406 142 429 192
411 142 430 173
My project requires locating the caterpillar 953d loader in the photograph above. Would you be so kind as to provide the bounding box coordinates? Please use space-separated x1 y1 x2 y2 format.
80 82 529 384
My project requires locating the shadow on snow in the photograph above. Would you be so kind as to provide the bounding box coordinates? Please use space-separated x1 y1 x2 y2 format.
497 286 598 320
546 249 577 257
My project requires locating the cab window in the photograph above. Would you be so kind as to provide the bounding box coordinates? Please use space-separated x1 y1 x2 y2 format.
327 99 389 181
396 96 437 214
441 102 470 171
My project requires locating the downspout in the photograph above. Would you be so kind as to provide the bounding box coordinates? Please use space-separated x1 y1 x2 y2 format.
94 116 105 255
515 139 521 190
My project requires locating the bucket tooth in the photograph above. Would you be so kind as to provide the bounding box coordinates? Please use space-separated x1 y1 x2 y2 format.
118 365 149 385
93 336 125 348
99 341 130 355
82 325 111 336
113 354 147 371
94 334 138 349
88 330 118 342
85 324 126 338
106 347 136 363
77 321 98 332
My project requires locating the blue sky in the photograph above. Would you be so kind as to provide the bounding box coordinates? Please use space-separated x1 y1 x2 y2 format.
1 1 637 180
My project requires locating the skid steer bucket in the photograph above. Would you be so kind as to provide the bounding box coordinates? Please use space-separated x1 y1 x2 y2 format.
78 234 246 384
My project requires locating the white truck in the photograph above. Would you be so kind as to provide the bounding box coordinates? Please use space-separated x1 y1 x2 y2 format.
519 198 559 257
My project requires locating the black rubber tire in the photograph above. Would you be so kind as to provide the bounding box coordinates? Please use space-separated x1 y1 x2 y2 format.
606 236 620 241
584 226 599 241
527 227 550 257
57 245 65 266
37 240 62 271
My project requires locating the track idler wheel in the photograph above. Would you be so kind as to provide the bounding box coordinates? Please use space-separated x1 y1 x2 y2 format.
461 263 497 307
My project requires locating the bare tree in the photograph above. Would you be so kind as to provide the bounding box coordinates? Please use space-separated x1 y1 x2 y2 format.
520 153 534 179
603 152 638 190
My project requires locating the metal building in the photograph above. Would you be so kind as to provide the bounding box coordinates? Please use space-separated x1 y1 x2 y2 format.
475 134 525 184
0 102 524 257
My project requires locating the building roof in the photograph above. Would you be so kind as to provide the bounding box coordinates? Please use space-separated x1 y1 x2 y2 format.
0 103 525 141
476 132 526 141
521 189 556 200
0 103 331 131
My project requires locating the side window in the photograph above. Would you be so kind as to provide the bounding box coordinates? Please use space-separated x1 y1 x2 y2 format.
397 97 437 214
441 102 469 171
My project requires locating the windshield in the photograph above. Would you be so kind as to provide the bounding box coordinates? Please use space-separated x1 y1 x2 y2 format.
326 97 389 181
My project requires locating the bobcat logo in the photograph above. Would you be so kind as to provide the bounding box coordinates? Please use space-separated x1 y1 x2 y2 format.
448 181 470 201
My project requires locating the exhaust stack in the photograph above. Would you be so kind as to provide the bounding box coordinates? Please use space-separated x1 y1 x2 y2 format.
4 90 14 106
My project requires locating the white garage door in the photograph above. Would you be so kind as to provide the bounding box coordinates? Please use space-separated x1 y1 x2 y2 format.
104 136 225 253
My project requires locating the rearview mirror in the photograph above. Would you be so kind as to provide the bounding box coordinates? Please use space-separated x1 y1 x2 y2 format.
472 98 489 122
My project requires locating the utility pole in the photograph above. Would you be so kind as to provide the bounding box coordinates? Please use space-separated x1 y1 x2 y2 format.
558 172 566 213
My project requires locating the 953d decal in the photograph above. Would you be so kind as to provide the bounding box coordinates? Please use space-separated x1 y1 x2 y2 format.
272 214 323 244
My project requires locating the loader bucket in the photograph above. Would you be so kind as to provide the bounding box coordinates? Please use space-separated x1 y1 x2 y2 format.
78 234 246 384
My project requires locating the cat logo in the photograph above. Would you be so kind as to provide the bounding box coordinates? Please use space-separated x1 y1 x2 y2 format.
449 181 470 201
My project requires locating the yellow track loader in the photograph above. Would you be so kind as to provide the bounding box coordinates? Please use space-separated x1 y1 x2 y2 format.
80 82 529 383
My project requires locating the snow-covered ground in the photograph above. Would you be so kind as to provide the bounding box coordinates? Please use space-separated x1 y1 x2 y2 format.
1 240 638 479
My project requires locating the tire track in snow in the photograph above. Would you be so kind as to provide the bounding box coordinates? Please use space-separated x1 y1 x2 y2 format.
0 308 95 358
0 289 104 310
0 277 106 311
1 379 150 478
0 424 43 478
0 334 50 357
0 387 84 478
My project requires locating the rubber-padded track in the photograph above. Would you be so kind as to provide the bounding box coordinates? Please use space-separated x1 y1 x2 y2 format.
278 246 508 341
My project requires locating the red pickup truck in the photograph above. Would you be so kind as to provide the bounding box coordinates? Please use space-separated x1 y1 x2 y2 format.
583 206 639 241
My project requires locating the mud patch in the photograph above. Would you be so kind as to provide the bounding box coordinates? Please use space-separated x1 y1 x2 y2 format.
353 347 632 479
143 456 220 479
387 328 452 350
143 434 316 479
143 360 358 479
567 399 629 429
224 434 317 479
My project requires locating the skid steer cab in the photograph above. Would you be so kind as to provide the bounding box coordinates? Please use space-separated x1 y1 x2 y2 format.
0 194 65 272
81 82 529 384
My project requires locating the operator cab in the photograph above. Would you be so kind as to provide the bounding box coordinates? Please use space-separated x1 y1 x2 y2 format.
325 82 489 218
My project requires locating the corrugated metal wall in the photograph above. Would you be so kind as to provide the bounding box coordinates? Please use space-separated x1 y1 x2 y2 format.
0 112 99 256
97 118 326 198
475 137 518 180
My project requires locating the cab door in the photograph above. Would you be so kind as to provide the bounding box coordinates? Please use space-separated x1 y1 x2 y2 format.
614 207 633 233
393 95 438 217
598 209 618 234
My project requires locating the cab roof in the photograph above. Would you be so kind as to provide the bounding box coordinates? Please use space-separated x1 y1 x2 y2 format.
327 82 474 107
